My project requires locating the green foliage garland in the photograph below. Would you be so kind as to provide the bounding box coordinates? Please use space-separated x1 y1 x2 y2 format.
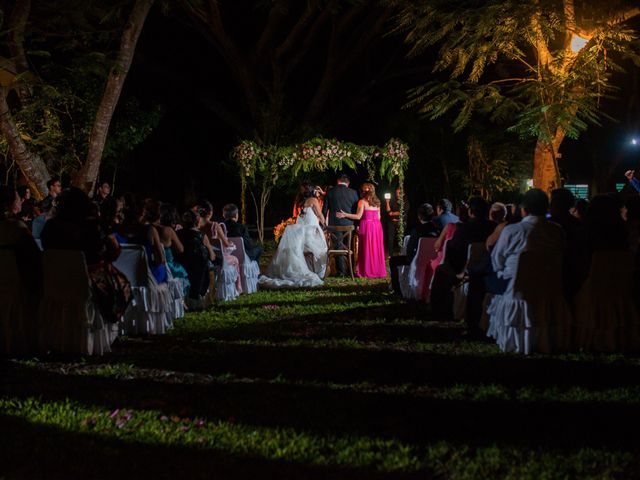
232 137 409 244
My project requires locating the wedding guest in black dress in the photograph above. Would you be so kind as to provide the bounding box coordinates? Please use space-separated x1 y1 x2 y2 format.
177 210 215 304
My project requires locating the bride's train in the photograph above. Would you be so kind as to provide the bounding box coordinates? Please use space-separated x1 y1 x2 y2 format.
259 207 327 288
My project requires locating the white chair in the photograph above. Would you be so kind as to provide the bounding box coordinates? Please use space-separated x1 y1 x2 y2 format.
39 250 112 355
113 244 174 335
229 237 260 294
398 237 438 301
400 235 410 255
487 250 572 355
574 250 640 352
213 239 240 301
165 266 185 321
0 250 37 354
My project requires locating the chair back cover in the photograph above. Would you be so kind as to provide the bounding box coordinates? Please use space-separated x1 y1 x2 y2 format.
43 249 91 300
513 250 563 301
114 244 151 287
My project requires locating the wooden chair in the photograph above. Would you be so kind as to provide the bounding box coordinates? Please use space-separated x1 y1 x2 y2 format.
324 225 355 280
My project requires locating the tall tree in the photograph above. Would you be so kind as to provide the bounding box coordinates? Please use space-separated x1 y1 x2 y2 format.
74 0 155 193
0 0 155 196
391 0 640 193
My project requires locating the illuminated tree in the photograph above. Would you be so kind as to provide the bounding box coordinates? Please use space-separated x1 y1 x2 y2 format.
391 0 640 193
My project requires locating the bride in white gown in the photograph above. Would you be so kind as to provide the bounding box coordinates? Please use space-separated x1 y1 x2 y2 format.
259 186 328 288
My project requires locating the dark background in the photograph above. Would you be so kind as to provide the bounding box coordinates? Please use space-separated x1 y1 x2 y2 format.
114 5 640 227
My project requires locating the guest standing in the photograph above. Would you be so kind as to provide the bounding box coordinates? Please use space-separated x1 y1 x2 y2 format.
337 183 386 278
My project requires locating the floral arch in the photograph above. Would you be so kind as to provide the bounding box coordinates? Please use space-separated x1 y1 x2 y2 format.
231 137 409 244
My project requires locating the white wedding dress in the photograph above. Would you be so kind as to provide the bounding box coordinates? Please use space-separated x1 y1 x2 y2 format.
259 207 328 288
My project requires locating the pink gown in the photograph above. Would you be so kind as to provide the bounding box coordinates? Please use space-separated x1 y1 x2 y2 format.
356 209 387 278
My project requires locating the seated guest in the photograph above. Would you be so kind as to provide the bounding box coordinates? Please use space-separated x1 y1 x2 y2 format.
146 200 190 297
0 185 42 294
549 188 588 298
431 197 495 322
32 196 56 240
487 188 564 295
389 203 440 294
433 198 459 230
199 200 242 294
98 197 121 236
114 196 167 284
444 196 495 273
486 202 508 250
0 185 42 353
41 187 131 324
40 177 62 213
223 203 263 262
177 210 215 305
17 185 37 225
570 198 588 221
94 181 111 208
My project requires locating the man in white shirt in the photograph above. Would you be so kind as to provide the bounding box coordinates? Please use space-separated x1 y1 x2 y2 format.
488 188 565 294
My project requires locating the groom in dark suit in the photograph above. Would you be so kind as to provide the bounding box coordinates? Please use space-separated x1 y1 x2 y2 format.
322 173 359 276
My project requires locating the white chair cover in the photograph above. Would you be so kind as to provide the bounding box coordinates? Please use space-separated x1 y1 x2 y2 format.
113 245 174 335
398 237 438 301
213 239 240 301
574 250 640 352
229 237 259 294
0 250 37 354
39 250 111 355
487 250 572 355
165 266 185 322
400 235 410 255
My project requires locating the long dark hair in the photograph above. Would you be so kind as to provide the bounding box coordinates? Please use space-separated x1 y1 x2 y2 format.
297 183 317 215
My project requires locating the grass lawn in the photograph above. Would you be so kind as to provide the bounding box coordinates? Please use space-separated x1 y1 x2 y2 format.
2 278 640 479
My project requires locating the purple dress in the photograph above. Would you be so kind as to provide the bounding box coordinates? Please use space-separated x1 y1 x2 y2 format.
356 209 387 278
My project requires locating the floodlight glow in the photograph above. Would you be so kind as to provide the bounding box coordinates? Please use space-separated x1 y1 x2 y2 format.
570 34 589 53
632 138 638 146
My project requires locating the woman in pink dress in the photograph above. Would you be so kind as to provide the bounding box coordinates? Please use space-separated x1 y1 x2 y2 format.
336 183 387 278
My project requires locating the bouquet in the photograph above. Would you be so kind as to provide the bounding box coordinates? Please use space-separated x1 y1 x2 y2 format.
274 217 296 244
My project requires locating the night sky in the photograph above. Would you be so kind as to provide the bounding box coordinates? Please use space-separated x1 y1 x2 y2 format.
118 4 640 224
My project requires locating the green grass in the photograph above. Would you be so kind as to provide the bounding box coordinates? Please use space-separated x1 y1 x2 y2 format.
2 277 640 479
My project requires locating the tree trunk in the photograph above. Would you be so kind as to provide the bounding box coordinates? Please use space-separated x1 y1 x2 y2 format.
74 0 154 194
532 138 561 194
0 91 49 198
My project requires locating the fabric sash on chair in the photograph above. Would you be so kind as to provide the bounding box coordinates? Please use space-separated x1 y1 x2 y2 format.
399 237 438 301
213 239 240 301
229 237 260 294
